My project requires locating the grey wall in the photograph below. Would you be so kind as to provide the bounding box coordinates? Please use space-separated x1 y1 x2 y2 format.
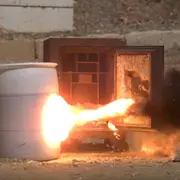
0 0 73 32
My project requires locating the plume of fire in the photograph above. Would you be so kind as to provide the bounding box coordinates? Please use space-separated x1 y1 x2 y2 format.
42 94 76 147
107 121 121 140
42 94 134 148
73 98 134 125
107 122 118 132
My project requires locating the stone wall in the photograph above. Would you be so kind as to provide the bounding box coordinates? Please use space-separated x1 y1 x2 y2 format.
74 0 180 34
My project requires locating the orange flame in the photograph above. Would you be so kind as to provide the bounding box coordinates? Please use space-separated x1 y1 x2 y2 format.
141 145 157 154
74 98 134 124
42 94 76 147
107 122 118 131
42 94 134 148
107 121 120 139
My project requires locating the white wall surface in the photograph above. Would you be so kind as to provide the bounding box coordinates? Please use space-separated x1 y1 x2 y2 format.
0 0 73 32
0 0 73 7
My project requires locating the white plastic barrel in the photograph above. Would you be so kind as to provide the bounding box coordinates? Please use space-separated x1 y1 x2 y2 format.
0 62 60 161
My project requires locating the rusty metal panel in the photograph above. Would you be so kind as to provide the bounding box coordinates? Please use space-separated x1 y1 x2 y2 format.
115 46 164 129
115 52 151 128
79 74 92 83
116 52 151 101
60 73 72 101
44 38 126 48
72 84 98 104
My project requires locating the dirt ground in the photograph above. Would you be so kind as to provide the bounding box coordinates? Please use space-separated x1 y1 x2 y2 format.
0 152 179 180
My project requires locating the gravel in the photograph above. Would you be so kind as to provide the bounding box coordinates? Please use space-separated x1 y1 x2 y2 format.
0 152 179 180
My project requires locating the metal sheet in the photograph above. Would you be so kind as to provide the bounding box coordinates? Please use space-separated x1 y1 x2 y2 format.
115 46 164 129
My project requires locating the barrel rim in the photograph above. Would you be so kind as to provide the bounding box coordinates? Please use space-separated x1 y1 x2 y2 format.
0 62 57 69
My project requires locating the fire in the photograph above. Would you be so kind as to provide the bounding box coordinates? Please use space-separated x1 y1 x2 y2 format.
141 134 176 157
141 145 157 154
42 94 76 147
107 121 122 140
107 122 118 132
42 94 134 148
74 98 134 124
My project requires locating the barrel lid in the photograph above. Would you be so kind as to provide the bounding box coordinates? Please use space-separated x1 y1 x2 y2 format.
0 62 57 69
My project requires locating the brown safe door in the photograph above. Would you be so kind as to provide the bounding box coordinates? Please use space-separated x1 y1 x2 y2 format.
60 52 112 105
114 46 164 129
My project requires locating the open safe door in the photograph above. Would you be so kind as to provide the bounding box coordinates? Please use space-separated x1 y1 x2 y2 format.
114 46 164 129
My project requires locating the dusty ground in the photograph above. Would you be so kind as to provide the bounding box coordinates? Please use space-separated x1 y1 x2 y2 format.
0 152 179 180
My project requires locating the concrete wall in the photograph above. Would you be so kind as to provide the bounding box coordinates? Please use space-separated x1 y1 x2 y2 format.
0 0 73 32
1 30 180 67
0 39 45 63
0 0 180 71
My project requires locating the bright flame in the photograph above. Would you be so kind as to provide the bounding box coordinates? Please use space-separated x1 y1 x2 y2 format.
74 98 134 124
42 94 134 148
42 94 76 147
107 121 121 139
107 122 118 131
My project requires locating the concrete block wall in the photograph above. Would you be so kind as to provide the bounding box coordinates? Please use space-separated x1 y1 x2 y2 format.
0 39 45 63
0 39 35 63
1 30 180 67
0 0 73 32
